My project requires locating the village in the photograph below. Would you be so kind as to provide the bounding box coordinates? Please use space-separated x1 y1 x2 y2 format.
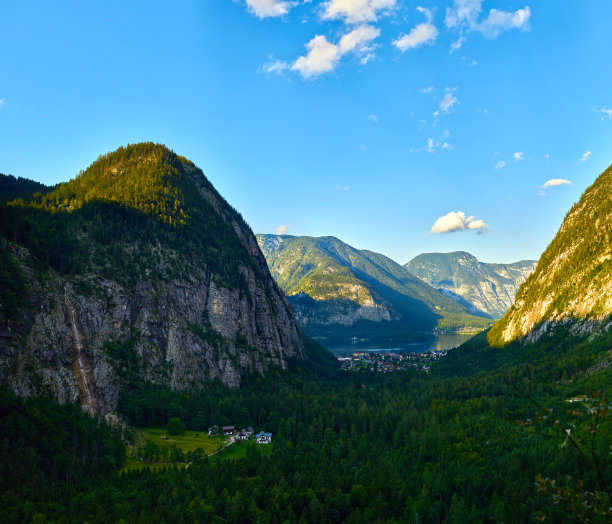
337 350 448 373
207 425 272 444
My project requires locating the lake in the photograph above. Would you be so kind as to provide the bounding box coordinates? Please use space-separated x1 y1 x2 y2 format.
323 333 476 356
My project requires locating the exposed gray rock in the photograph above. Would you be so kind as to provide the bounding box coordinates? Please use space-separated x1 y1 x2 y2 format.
0 241 304 415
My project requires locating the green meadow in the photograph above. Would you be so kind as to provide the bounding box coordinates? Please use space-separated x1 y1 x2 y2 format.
121 428 228 472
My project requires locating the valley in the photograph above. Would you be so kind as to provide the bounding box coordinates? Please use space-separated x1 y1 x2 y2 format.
3 3 612 521
0 147 610 523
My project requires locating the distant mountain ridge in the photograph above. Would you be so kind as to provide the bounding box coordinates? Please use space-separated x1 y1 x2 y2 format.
405 252 537 319
488 163 612 345
0 144 311 415
256 234 491 342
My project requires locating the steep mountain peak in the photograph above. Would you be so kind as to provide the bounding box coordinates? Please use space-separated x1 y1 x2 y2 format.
488 163 612 346
406 251 538 319
1 145 309 414
29 142 216 228
257 234 491 342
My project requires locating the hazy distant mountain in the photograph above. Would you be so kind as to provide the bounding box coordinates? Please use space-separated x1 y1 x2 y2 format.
256 234 491 342
405 252 537 319
488 163 612 345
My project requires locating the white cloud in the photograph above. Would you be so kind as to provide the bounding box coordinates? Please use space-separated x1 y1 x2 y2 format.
494 160 506 169
336 184 350 190
420 86 434 93
416 6 435 23
292 35 341 77
259 59 290 75
291 25 380 78
445 0 482 30
394 23 438 51
538 178 572 196
445 0 531 50
478 7 531 38
368 113 378 122
544 153 550 162
275 224 291 234
338 24 380 53
425 132 454 153
430 211 488 234
0 98 5 109
513 151 524 162
594 107 612 120
578 150 592 162
322 0 396 24
245 0 296 18
394 6 438 52
540 179 572 189
439 91 458 113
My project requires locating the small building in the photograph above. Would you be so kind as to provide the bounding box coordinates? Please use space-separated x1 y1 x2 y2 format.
222 425 235 436
246 426 254 436
256 431 272 444
236 430 249 441
208 425 219 436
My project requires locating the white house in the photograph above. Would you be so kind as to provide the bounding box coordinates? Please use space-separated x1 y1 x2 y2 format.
256 431 272 444
236 430 249 441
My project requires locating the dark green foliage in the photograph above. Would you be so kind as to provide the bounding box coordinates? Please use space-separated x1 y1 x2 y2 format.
0 173 49 203
0 143 261 292
1 326 610 522
0 389 124 494
166 417 186 436
0 243 28 320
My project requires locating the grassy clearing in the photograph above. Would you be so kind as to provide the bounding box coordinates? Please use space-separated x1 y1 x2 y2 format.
121 428 228 472
136 427 226 454
210 440 273 463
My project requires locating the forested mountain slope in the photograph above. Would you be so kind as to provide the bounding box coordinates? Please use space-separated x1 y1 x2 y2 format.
0 143 307 415
257 234 490 342
405 251 537 318
489 162 612 345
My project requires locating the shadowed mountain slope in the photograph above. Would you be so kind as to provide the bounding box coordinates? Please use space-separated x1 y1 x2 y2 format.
257 234 491 343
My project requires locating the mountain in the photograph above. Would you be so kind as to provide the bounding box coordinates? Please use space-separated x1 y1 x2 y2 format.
0 143 310 415
405 252 537 319
488 163 612 345
256 234 491 342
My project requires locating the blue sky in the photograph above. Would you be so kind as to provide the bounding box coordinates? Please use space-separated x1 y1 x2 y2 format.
1 1 611 264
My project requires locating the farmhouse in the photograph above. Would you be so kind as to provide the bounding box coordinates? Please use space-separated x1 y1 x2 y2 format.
236 430 249 441
256 431 272 444
222 425 235 436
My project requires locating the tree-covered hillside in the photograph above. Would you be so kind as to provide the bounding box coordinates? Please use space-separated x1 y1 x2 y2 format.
0 143 307 412
257 234 491 342
1 318 610 523
489 162 612 346
1 143 259 290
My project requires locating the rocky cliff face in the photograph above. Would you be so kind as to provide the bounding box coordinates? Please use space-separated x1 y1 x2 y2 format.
405 252 537 319
0 144 305 415
488 163 612 345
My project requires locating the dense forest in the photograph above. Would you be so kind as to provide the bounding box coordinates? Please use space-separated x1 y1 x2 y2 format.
0 145 261 295
1 323 610 523
1 150 610 522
